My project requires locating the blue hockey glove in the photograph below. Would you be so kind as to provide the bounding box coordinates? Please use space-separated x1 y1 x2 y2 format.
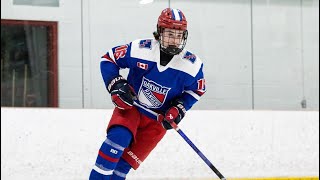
107 75 136 110
162 99 186 130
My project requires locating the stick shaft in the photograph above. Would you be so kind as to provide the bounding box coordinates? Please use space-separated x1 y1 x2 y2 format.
133 102 226 179
173 123 226 179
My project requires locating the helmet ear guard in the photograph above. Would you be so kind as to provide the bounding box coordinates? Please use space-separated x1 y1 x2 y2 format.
153 31 160 40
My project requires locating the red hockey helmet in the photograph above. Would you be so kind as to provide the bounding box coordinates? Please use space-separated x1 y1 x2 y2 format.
155 8 188 55
158 8 187 31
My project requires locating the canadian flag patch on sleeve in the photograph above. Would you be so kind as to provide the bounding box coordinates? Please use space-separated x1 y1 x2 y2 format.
137 62 148 70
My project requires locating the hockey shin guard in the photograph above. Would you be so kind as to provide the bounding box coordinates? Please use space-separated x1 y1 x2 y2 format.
89 126 132 180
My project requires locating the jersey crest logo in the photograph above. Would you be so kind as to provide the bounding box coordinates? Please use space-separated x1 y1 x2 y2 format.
114 45 128 60
139 40 152 49
183 51 197 63
138 77 171 108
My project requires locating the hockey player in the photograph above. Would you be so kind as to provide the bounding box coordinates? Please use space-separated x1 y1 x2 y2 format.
89 8 206 180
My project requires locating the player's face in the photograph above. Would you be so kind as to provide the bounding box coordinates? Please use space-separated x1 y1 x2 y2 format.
161 28 184 48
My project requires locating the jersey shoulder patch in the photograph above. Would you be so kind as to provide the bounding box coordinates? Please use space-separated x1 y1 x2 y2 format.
139 39 152 49
131 38 158 63
169 50 203 77
183 51 197 63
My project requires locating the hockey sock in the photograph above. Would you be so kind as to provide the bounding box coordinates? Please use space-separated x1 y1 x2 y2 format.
111 158 132 180
89 126 132 180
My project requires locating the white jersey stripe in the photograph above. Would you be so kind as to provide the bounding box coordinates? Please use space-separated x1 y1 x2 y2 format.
186 90 201 100
92 165 113 176
101 58 115 64
172 9 181 21
108 49 118 65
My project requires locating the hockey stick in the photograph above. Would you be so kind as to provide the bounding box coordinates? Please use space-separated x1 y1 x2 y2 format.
133 102 227 180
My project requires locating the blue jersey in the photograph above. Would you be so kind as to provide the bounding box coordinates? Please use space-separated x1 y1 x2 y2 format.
101 38 206 120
